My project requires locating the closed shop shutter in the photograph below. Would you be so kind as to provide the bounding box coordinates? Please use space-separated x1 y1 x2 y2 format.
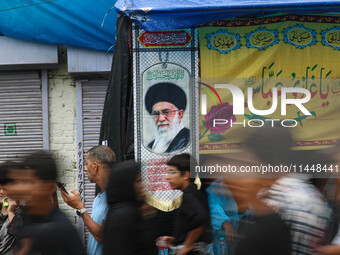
0 71 47 162
76 80 108 245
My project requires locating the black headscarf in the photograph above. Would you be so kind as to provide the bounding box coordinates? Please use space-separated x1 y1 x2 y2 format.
106 160 140 205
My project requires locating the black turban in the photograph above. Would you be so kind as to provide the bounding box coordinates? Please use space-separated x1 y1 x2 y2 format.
145 83 187 114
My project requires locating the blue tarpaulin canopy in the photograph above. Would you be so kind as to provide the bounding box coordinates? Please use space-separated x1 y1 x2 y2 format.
115 0 340 31
0 0 117 51
1 1 338 51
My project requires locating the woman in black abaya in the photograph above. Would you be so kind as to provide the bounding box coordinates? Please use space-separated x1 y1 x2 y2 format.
103 160 146 255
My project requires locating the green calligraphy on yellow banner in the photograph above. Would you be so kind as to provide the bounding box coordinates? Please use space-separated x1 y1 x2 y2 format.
198 15 340 154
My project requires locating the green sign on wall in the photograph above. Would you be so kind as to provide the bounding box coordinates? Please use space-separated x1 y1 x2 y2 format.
4 123 17 136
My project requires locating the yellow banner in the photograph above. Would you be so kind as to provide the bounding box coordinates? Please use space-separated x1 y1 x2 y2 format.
198 15 340 154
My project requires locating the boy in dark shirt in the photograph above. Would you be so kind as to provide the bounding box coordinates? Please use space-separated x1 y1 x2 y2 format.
16 151 86 255
158 153 212 255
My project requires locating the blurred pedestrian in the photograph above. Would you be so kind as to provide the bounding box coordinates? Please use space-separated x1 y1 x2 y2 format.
316 143 340 255
103 160 146 255
222 127 294 255
243 127 331 254
0 161 25 255
135 171 160 255
228 178 291 255
16 150 86 255
263 151 332 254
206 178 240 255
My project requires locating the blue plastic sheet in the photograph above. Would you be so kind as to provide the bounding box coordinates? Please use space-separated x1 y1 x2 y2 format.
0 0 117 51
115 0 340 30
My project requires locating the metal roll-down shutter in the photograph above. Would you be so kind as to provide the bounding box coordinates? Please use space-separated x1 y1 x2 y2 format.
76 80 108 245
0 71 47 162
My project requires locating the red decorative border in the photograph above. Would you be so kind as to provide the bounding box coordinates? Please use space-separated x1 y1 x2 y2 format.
137 30 192 47
201 14 340 28
200 139 339 150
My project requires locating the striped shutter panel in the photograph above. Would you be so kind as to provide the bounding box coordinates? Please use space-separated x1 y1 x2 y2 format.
0 71 43 162
77 80 108 244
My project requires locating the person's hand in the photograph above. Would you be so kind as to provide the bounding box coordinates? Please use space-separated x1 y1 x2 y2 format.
7 197 17 222
177 245 197 255
60 189 84 210
222 221 236 245
156 236 175 248
7 197 17 214
316 244 340 255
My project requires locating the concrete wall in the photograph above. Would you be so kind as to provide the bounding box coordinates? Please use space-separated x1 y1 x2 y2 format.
48 46 78 224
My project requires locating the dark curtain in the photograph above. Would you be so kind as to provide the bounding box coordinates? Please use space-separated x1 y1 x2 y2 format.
99 15 134 162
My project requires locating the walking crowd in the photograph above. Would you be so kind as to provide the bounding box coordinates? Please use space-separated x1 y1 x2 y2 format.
0 127 339 255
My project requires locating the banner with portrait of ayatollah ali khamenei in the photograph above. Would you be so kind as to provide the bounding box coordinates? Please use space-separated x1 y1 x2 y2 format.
198 14 340 154
133 26 199 211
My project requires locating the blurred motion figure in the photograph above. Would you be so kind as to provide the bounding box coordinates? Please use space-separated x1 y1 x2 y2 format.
103 160 146 255
17 150 86 255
